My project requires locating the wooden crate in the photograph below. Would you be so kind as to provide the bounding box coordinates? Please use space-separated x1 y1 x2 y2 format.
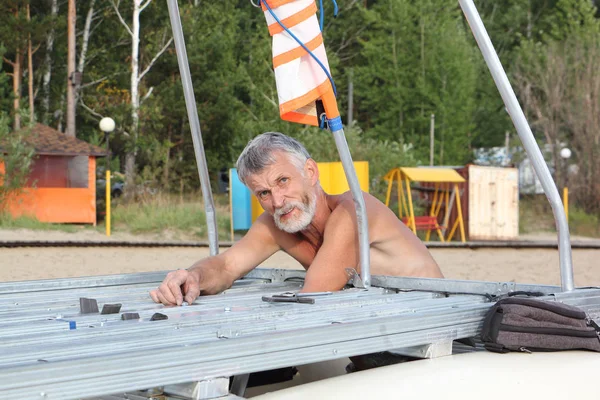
468 165 519 240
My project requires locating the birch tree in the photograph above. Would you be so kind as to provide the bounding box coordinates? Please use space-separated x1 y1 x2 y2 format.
74 0 104 106
110 0 173 189
41 0 58 124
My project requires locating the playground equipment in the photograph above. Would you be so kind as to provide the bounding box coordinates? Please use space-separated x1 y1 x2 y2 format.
384 167 466 242
0 0 596 399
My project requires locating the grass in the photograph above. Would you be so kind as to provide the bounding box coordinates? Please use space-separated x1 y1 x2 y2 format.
519 195 600 238
110 192 232 241
0 213 80 233
3 191 597 241
0 192 232 240
569 207 600 237
519 195 557 234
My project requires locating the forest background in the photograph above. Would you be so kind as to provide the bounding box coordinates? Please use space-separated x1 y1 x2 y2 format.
1 0 599 237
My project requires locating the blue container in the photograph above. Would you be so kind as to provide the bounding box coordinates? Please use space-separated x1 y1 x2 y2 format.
230 168 252 230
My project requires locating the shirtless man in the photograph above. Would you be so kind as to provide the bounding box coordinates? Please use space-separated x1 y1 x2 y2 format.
150 132 442 306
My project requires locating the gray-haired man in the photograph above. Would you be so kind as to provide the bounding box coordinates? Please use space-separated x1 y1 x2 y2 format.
150 132 442 306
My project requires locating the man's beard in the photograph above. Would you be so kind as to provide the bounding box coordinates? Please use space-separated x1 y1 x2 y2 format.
273 192 317 233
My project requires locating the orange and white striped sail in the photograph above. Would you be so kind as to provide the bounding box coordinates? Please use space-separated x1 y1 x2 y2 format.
261 0 340 126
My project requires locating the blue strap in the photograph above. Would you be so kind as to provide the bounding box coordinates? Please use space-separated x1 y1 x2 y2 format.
328 116 343 132
261 0 337 97
318 0 324 31
318 0 339 31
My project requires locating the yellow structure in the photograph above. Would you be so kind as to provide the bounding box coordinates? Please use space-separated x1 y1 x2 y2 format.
383 167 466 242
251 161 369 222
563 187 569 221
105 170 111 237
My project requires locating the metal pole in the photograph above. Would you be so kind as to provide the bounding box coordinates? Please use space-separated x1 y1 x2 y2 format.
459 0 574 291
331 128 371 288
166 0 219 256
429 114 435 166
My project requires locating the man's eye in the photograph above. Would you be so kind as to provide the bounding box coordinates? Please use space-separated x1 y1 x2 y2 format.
259 191 269 198
280 177 289 184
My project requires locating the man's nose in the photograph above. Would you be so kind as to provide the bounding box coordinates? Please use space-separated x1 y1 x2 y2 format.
272 188 285 209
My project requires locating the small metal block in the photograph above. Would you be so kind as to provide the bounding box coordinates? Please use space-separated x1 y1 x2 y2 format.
79 298 99 314
262 294 315 304
217 329 240 339
100 303 122 314
121 312 140 321
150 313 168 321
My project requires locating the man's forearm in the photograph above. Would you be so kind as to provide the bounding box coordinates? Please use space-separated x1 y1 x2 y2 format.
187 254 236 295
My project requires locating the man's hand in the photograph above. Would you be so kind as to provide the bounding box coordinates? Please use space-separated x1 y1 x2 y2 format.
150 269 201 306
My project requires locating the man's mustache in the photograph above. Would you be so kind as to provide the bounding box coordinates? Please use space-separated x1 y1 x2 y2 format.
275 203 300 218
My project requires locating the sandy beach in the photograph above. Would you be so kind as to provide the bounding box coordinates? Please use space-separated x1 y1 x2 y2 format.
1 229 598 287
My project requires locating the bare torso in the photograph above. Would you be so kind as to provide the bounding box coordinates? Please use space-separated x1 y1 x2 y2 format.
272 192 443 279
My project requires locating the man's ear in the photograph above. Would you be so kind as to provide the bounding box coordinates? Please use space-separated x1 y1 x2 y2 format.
305 158 319 186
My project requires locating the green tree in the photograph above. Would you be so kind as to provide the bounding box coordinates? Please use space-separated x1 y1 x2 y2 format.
352 0 478 164
0 114 36 209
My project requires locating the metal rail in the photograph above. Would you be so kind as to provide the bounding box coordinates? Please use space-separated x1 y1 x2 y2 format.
166 0 219 256
459 0 574 291
2 239 600 249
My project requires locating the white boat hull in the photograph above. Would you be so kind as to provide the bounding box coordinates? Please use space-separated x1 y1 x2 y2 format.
250 351 600 399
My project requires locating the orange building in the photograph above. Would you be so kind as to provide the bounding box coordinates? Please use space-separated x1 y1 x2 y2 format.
0 124 106 224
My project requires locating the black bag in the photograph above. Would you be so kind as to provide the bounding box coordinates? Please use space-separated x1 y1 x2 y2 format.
481 297 600 353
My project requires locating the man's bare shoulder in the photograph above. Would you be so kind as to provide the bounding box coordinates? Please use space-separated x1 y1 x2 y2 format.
323 193 359 233
328 191 393 217
324 191 403 240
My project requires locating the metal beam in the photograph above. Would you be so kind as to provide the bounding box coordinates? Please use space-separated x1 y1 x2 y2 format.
166 0 219 256
458 0 574 291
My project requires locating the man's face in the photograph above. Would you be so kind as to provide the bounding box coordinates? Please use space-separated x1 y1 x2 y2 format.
246 152 317 233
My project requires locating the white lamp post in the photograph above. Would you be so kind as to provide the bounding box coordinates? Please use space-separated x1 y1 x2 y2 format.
99 117 115 236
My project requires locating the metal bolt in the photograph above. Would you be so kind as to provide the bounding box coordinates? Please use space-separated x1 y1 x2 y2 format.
224 307 231 312
332 349 338 355
40 392 46 397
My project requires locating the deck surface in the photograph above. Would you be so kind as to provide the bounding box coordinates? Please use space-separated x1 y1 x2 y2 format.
0 269 598 399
